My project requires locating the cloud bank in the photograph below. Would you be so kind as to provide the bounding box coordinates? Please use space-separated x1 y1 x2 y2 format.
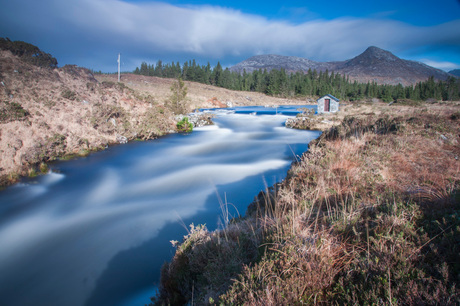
1 0 459 71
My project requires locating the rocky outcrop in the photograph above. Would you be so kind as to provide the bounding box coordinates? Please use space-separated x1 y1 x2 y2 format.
176 113 215 128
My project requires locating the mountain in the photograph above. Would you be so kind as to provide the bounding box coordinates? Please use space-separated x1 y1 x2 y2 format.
229 54 334 74
449 69 460 77
230 46 453 86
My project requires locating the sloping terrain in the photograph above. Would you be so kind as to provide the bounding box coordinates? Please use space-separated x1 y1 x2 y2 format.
228 54 335 74
98 73 307 109
0 49 300 187
450 69 460 77
337 46 452 85
154 101 460 305
230 46 453 86
0 50 177 185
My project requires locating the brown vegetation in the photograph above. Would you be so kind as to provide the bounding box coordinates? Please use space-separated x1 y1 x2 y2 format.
1 49 303 187
154 101 460 305
0 50 179 186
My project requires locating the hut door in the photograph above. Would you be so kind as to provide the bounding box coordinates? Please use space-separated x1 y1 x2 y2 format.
325 99 330 112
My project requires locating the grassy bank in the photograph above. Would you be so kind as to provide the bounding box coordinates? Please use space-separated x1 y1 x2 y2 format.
152 101 460 305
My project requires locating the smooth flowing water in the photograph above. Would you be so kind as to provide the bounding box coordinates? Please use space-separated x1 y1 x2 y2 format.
0 105 320 306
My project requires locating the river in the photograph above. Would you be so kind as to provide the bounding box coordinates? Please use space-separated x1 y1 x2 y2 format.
0 105 320 306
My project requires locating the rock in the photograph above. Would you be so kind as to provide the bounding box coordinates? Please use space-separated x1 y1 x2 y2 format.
188 113 215 128
285 117 297 128
109 118 117 127
176 113 215 129
116 134 128 144
175 114 185 122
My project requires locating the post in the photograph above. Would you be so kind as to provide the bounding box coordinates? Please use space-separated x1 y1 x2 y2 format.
117 53 121 82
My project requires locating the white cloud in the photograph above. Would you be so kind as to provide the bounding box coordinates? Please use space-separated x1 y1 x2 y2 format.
420 59 460 72
75 1 460 58
1 0 459 71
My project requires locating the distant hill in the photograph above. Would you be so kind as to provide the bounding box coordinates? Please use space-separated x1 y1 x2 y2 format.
449 69 460 77
230 46 453 86
0 37 58 68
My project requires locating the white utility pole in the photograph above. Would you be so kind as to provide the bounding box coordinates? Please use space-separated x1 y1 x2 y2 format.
117 53 121 82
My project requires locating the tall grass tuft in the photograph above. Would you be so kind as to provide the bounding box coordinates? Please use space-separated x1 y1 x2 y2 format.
152 103 460 305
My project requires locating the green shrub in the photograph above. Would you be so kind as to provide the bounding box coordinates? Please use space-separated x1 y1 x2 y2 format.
176 117 193 133
0 38 58 68
39 162 48 173
0 101 29 123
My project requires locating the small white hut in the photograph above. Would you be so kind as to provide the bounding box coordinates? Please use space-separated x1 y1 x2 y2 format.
317 94 340 114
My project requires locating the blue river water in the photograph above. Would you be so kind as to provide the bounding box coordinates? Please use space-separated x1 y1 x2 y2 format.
0 105 319 306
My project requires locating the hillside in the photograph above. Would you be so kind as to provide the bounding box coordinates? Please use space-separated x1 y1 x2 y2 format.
0 46 303 187
450 69 460 77
230 46 453 86
153 101 460 305
228 54 334 74
0 49 171 186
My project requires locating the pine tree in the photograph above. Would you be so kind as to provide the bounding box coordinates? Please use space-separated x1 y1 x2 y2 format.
167 77 188 114
211 62 223 86
140 62 148 76
155 60 163 77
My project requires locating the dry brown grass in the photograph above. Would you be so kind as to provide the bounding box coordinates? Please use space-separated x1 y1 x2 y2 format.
1 51 296 186
99 73 310 110
1 51 178 182
153 101 460 305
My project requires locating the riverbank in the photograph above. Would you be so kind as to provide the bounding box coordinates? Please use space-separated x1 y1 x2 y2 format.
1 48 308 188
153 101 460 305
0 50 175 187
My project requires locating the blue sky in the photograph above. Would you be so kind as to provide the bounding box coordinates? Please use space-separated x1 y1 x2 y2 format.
1 0 459 72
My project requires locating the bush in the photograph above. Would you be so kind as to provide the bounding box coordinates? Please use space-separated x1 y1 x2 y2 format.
0 101 29 123
0 37 58 68
61 89 77 100
176 117 193 133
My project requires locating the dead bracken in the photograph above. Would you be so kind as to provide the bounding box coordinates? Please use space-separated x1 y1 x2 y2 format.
153 102 460 305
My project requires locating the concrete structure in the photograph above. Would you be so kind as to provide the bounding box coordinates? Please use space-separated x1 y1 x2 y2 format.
317 94 340 114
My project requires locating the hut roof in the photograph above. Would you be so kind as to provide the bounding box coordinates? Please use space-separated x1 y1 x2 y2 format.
317 94 340 102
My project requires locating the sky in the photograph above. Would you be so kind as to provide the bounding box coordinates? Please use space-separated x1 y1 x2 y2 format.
1 0 460 72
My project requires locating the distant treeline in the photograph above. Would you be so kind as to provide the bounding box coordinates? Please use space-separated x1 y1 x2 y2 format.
133 60 460 102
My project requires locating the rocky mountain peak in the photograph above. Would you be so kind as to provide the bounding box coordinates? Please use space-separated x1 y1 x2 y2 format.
343 46 401 67
362 46 398 60
230 46 453 86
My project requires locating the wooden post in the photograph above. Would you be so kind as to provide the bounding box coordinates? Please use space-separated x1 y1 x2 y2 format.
117 53 121 82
